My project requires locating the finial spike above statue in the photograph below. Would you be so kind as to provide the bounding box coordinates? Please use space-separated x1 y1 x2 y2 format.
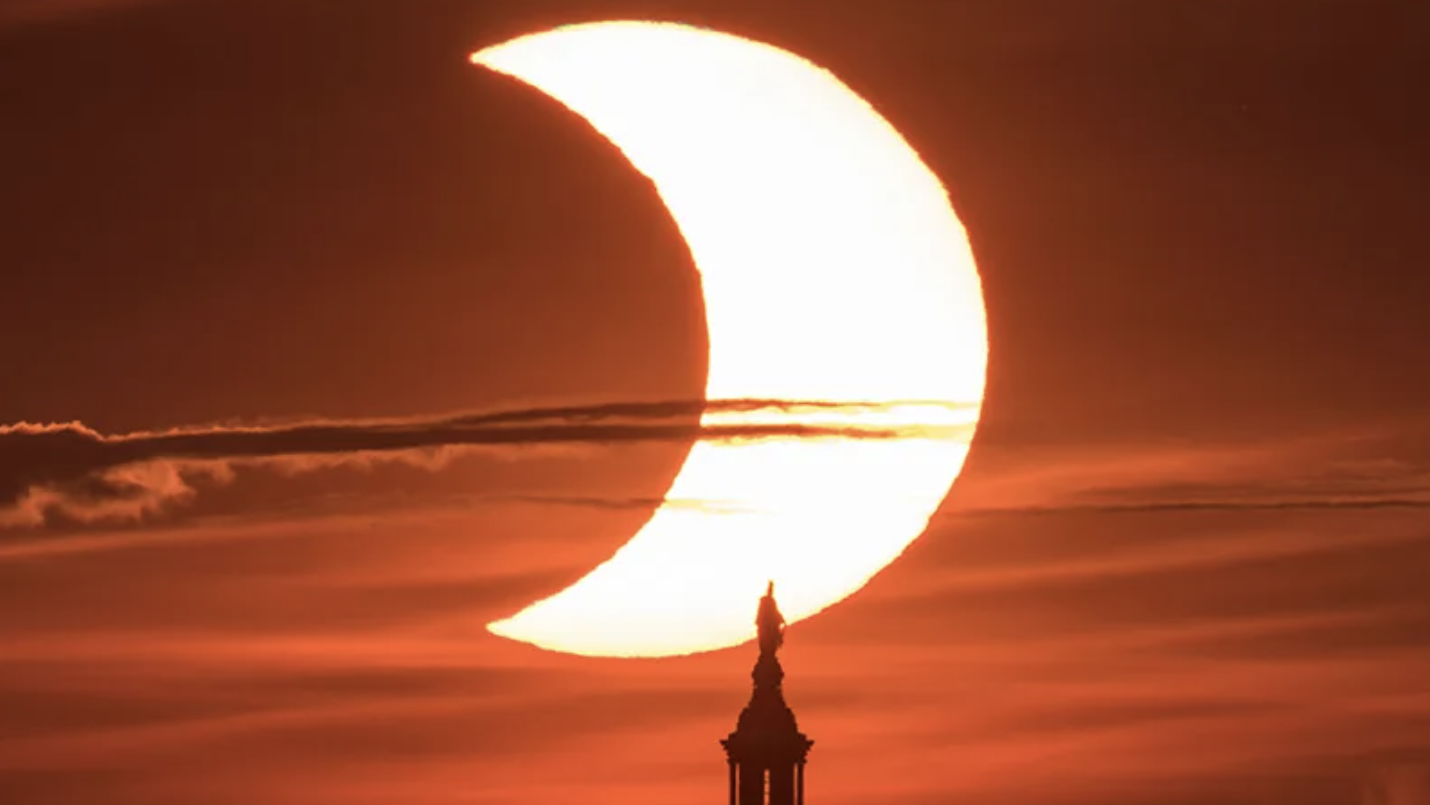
757 580 786 656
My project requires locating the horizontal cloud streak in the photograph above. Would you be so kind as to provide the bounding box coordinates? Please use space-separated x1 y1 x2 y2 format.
0 398 974 529
0 0 167 29
954 497 1430 516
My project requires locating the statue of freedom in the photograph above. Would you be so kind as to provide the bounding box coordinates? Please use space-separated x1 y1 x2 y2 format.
756 580 786 656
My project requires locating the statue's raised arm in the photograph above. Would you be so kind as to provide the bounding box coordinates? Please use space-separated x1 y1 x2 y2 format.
756 580 786 656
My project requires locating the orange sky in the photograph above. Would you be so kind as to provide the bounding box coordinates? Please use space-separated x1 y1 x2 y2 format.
3 1 1429 804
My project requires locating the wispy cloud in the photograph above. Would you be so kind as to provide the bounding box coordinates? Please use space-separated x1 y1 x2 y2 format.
0 0 165 29
0 398 973 529
944 420 1430 520
1365 761 1430 805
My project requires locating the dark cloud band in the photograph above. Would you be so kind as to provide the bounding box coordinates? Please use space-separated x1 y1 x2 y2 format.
0 398 974 528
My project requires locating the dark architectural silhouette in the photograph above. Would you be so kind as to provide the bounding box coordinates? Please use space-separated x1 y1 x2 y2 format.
722 582 814 805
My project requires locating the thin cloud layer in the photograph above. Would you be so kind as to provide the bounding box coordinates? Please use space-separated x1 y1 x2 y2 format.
0 398 974 528
2 424 1428 805
0 0 165 29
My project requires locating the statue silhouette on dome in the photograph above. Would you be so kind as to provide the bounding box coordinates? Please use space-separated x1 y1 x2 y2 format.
723 580 812 805
757 580 786 656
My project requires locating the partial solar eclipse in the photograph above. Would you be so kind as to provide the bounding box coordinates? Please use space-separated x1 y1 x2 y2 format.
471 22 987 658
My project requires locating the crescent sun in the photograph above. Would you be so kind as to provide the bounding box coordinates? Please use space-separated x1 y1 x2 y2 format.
470 22 987 658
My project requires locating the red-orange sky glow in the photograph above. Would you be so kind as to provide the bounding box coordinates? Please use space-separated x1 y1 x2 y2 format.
2 1 1429 804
